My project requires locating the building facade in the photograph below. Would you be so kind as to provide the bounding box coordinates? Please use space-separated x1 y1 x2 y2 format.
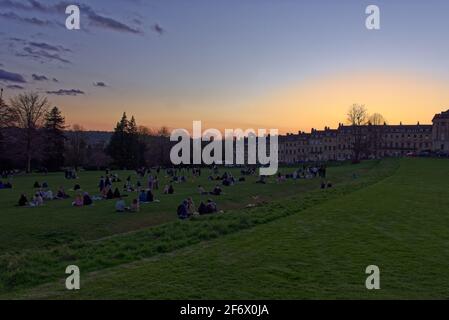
279 109 449 163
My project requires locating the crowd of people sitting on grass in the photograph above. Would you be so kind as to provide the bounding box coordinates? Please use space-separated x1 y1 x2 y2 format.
14 164 331 218
17 184 71 207
177 197 219 219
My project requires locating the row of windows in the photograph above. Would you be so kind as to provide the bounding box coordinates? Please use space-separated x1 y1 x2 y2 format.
284 135 430 147
280 142 431 155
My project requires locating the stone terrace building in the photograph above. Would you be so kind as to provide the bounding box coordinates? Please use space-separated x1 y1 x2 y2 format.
433 110 449 152
279 110 449 163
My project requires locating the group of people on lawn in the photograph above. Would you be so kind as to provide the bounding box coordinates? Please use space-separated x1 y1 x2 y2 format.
14 164 331 219
177 197 218 219
18 183 70 207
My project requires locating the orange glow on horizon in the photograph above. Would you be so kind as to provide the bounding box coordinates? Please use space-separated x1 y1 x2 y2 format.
56 71 448 134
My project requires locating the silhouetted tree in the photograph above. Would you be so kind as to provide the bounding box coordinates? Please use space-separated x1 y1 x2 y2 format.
368 113 387 158
346 104 369 162
43 106 66 171
0 89 17 170
369 113 387 126
9 92 49 172
66 124 87 170
0 89 16 129
106 113 142 169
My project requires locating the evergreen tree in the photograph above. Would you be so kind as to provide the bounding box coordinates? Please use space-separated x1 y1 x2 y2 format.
127 116 142 168
107 112 142 169
107 112 127 168
43 106 66 170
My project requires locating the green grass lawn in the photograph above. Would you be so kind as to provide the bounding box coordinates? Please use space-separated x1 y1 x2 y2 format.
0 162 373 252
3 158 448 299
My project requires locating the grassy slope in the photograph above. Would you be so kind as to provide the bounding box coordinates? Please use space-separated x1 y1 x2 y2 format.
3 158 413 299
0 164 363 251
8 158 449 300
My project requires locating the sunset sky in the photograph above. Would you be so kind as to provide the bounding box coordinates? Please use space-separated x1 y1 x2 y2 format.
1 0 449 133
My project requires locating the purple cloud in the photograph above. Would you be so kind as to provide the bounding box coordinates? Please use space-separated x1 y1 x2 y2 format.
93 81 107 87
152 23 165 35
0 0 144 34
7 84 25 90
18 46 71 64
46 89 85 96
0 69 26 83
32 74 49 81
0 11 52 26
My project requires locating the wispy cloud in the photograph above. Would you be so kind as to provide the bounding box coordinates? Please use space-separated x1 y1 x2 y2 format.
152 23 165 35
7 84 25 90
81 4 143 35
0 0 144 34
93 81 107 87
32 73 49 81
0 11 53 26
0 0 46 11
0 69 26 83
17 46 71 64
46 89 85 96
29 41 71 53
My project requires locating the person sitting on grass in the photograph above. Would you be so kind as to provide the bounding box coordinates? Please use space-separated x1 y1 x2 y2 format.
73 184 81 191
146 189 154 202
139 190 147 203
186 197 196 216
198 185 208 195
106 187 114 200
198 201 207 215
327 181 333 188
177 200 189 219
321 181 326 189
18 194 28 207
83 192 93 206
42 181 49 189
113 187 121 198
206 199 218 214
43 189 54 200
56 186 69 199
33 181 41 188
30 192 44 207
163 184 174 195
72 194 83 207
115 197 128 213
130 199 140 212
210 185 222 196
222 178 231 187
33 192 44 207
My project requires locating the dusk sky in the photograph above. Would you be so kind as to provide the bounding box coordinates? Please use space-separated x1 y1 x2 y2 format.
1 0 449 133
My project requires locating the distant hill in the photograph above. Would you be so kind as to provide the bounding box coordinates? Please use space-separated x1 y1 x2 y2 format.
64 130 113 146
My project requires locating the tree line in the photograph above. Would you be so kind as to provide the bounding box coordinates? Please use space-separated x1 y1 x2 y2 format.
0 92 173 172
